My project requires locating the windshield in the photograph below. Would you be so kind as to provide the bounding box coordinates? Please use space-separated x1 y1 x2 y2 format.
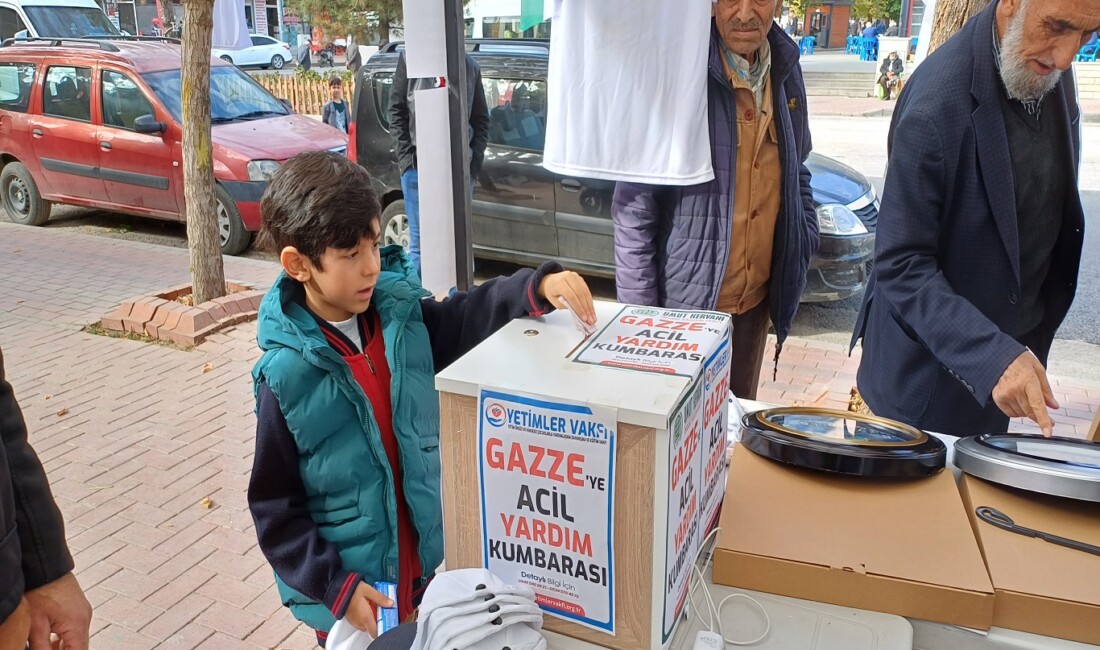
24 6 120 37
142 66 289 124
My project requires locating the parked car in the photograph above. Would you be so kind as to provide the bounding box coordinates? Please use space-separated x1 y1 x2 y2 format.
350 41 879 302
213 34 293 70
0 37 347 254
0 0 119 42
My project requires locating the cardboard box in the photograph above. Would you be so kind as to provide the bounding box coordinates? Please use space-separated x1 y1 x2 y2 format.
435 302 732 649
959 475 1100 645
712 445 995 629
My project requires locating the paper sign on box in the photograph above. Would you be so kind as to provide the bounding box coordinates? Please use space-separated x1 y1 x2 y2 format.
478 389 617 634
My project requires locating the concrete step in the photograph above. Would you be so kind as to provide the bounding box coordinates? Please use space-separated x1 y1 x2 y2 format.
804 72 875 98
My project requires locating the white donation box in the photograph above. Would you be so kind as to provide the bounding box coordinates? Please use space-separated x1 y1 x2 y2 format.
434 301 732 649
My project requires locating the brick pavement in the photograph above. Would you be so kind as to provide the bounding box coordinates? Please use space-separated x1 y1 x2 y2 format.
1 222 1097 649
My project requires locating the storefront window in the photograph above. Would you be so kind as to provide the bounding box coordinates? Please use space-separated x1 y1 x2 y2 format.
481 16 550 39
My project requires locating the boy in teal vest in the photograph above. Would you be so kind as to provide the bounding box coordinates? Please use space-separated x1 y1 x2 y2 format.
246 151 596 646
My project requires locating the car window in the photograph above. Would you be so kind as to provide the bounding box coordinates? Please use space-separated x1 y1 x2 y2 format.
373 72 392 129
42 66 92 122
250 35 268 47
23 6 119 37
0 7 28 42
0 62 35 113
143 65 288 124
483 77 546 152
101 70 155 131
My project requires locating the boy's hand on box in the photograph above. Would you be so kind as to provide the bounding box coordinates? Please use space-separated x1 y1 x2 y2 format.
344 581 395 637
539 271 597 327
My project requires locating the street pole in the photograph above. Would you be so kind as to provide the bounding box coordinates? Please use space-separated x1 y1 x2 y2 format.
443 0 474 291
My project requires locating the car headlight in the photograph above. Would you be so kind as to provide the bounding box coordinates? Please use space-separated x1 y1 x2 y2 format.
247 160 281 182
816 203 868 236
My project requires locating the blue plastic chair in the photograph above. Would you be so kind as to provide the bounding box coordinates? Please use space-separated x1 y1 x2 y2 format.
860 37 879 61
1076 43 1099 62
845 36 859 55
800 35 816 56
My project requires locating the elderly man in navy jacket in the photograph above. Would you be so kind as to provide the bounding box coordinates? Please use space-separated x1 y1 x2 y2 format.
852 0 1099 437
613 0 818 399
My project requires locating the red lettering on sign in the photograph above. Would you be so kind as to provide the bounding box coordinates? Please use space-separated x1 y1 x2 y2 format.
671 425 700 488
485 439 585 486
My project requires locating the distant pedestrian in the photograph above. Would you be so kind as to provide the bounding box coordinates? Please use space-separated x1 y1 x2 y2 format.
297 38 311 71
321 75 348 133
345 33 362 74
877 51 904 100
389 50 489 274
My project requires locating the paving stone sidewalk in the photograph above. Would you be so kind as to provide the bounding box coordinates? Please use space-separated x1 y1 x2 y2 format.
1 223 1096 649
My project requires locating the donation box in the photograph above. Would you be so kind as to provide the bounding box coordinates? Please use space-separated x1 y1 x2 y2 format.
434 301 732 649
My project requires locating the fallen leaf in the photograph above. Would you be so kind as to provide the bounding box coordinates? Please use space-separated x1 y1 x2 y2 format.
201 362 214 374
56 408 68 417
12 249 22 253
200 496 214 509
43 394 52 400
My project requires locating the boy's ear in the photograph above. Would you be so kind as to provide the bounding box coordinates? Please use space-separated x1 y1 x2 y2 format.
280 246 313 282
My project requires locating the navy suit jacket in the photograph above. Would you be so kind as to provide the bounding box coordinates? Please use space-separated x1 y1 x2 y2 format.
851 2 1084 436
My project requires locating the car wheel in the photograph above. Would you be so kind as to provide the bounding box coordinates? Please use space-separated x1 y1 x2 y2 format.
216 185 252 255
271 55 284 70
381 200 410 251
220 55 233 64
1 162 51 226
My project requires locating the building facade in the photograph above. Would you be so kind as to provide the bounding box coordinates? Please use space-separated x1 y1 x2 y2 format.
98 0 287 41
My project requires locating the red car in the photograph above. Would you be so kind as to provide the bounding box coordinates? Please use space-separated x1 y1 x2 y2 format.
0 37 348 254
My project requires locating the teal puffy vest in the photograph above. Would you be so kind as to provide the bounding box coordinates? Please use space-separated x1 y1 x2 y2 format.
252 247 442 633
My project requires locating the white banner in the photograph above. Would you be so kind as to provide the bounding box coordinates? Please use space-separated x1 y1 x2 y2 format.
401 0 447 77
478 388 617 635
413 86 457 295
212 0 250 50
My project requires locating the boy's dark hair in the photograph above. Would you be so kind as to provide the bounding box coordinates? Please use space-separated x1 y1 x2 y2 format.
257 151 380 269
329 75 343 88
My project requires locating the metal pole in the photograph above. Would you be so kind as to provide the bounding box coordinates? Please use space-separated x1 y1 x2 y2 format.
444 0 474 291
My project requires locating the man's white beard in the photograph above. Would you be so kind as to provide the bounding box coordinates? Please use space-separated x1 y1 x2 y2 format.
999 2 1061 102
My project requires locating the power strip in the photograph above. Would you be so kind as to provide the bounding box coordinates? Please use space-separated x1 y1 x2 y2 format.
693 630 724 649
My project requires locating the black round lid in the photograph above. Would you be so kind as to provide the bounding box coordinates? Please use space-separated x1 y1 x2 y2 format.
740 407 946 478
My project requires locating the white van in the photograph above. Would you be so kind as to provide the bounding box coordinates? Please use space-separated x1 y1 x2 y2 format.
0 0 120 42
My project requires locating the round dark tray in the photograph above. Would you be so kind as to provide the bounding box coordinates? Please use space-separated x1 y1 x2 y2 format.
740 407 946 478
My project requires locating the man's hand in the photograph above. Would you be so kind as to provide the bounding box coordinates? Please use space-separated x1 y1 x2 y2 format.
24 573 91 650
343 581 395 638
538 271 596 326
992 350 1060 437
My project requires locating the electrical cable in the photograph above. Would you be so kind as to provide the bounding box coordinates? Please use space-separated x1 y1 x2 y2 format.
686 527 771 647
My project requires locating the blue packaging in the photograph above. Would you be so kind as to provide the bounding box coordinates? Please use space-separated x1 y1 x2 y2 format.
374 581 399 635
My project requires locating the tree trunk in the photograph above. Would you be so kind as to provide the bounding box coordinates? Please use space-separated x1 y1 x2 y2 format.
160 0 173 30
181 0 227 305
927 0 991 55
377 17 392 46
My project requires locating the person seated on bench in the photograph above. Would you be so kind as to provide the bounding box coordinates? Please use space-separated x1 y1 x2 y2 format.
878 51 904 100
